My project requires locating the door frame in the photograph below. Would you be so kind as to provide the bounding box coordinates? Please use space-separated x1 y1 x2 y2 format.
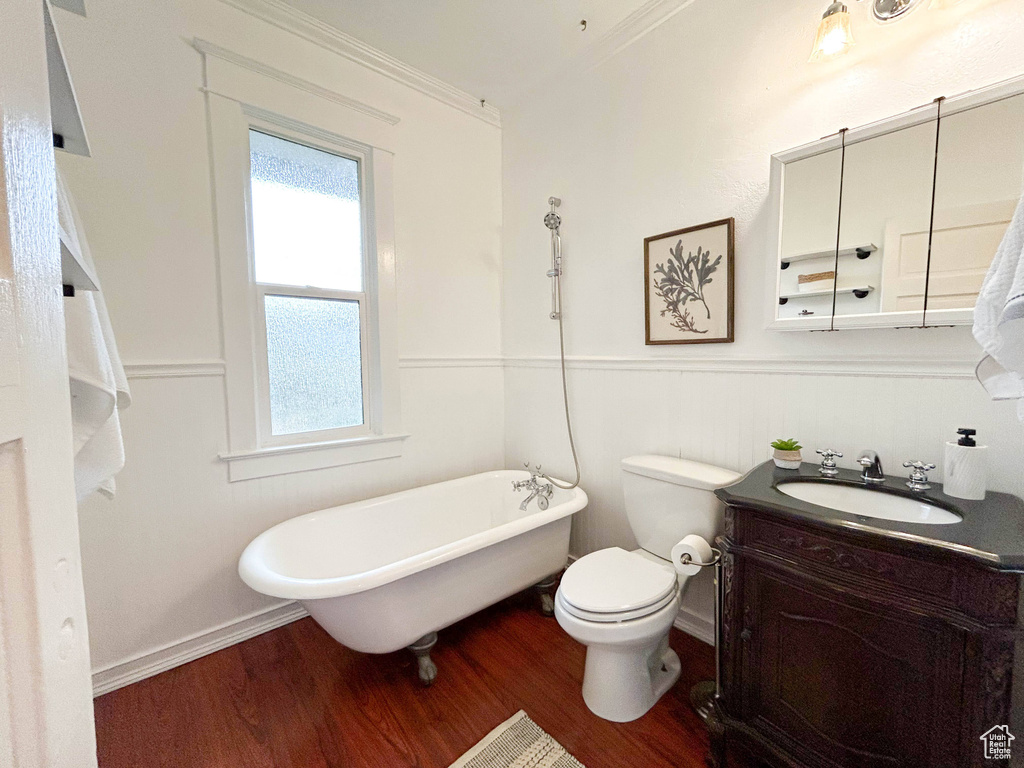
0 1 98 765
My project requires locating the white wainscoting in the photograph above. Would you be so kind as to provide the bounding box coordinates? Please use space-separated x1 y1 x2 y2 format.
84 357 506 696
97 353 1019 692
503 359 1024 642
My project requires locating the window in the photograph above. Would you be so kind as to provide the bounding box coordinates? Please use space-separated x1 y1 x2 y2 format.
207 91 403 481
248 130 370 444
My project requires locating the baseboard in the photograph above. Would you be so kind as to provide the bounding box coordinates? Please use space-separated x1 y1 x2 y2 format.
673 607 715 646
91 602 308 697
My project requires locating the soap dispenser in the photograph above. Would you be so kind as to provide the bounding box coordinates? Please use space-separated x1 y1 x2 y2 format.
943 428 987 501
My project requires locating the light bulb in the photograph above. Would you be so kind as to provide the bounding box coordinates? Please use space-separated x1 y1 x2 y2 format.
810 2 855 62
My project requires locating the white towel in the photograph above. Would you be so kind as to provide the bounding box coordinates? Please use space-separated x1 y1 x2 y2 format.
57 163 131 500
973 180 1024 422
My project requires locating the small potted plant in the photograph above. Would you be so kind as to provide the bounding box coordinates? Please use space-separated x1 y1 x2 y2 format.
771 438 803 469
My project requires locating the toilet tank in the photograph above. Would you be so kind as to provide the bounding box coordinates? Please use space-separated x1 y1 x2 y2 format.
622 455 742 561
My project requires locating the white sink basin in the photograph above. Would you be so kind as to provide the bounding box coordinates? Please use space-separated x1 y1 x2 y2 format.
776 482 962 525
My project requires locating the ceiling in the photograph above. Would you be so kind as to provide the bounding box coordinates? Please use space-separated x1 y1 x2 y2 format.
275 0 667 107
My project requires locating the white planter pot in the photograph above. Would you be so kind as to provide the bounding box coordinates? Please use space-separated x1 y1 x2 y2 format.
772 449 802 470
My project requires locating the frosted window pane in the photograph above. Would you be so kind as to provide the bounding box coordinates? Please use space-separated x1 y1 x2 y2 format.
249 130 362 291
264 295 363 435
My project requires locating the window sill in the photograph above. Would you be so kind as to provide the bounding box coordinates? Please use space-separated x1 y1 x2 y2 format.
219 433 409 482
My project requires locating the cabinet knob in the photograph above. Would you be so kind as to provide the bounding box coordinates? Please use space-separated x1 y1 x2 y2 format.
740 628 752 641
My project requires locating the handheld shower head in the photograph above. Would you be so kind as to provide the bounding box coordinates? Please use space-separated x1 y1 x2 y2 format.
544 197 562 231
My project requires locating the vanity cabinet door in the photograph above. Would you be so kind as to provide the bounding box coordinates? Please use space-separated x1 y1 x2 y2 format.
743 562 965 768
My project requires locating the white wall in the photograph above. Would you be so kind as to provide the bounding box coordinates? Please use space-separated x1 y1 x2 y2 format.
501 0 1024 639
56 0 504 682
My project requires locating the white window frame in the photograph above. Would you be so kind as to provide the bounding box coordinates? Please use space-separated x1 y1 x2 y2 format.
247 125 374 447
207 93 405 482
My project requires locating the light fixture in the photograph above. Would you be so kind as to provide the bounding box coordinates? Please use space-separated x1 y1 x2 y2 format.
810 2 855 61
870 0 925 21
927 0 964 8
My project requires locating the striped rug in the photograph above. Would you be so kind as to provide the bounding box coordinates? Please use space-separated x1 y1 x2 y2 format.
449 711 585 768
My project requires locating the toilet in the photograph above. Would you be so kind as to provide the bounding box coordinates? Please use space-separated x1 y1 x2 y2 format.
554 455 741 723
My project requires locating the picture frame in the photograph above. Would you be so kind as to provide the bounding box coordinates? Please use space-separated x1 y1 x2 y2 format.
644 217 735 345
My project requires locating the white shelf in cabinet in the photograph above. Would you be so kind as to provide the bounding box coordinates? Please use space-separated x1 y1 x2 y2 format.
60 226 97 293
51 0 85 16
780 244 877 268
45 0 90 157
779 285 874 304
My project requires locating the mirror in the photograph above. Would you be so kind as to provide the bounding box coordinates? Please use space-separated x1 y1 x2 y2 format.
768 78 1024 331
927 93 1024 322
837 119 937 321
777 148 843 328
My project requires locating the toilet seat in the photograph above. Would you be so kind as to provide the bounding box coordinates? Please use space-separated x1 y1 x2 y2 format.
558 547 677 623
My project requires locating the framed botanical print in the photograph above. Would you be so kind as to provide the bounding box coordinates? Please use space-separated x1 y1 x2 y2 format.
644 217 735 344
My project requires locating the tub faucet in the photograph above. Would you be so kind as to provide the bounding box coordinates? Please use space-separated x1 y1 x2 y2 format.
513 463 554 511
857 450 885 485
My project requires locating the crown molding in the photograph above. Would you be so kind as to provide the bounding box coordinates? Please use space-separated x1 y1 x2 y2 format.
215 0 501 128
502 0 699 107
193 38 401 126
578 0 701 70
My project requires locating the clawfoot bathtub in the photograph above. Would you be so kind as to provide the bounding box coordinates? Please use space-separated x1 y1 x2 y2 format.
239 470 587 684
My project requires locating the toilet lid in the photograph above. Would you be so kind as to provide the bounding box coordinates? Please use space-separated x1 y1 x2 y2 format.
556 586 678 623
558 547 677 616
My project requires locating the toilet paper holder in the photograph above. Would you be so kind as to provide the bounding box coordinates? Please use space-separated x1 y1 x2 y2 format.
687 545 726 728
676 547 722 569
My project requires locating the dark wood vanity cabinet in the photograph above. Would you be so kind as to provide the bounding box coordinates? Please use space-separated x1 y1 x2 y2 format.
711 504 1023 768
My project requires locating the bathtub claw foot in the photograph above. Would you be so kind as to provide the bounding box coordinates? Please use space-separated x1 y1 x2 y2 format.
408 632 438 687
533 576 558 617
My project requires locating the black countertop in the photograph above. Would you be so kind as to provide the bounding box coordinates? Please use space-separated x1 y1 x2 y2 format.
716 460 1024 572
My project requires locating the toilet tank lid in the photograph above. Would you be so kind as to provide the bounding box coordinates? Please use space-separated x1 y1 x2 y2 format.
621 455 742 490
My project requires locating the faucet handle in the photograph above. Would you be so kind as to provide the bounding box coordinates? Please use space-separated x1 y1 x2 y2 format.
903 460 936 470
816 448 842 477
902 461 935 491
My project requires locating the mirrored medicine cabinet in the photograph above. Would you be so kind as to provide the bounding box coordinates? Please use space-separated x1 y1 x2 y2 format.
767 75 1024 331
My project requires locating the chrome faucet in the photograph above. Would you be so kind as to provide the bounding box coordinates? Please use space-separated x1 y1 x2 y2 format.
903 460 936 492
857 450 885 485
816 449 842 477
513 463 554 511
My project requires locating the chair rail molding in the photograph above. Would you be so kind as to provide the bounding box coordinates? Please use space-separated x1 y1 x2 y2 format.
123 360 228 380
399 356 505 369
123 356 976 380
503 355 977 379
214 0 501 127
123 357 505 379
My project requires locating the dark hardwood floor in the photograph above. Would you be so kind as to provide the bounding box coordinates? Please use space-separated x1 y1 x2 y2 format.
94 591 716 767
